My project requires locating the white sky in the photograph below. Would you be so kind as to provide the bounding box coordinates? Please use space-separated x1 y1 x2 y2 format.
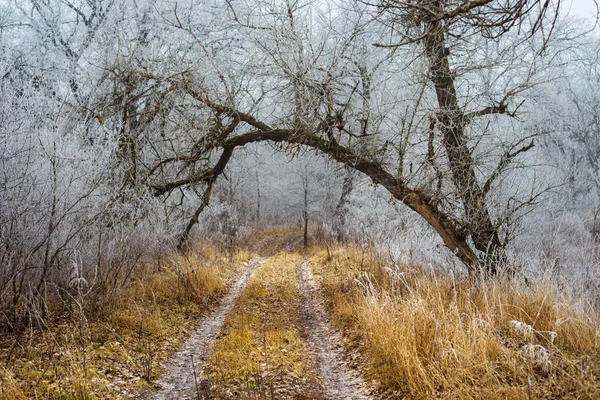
565 0 599 20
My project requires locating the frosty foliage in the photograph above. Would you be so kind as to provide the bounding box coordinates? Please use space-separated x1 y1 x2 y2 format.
1 0 600 327
510 320 534 339
522 344 553 374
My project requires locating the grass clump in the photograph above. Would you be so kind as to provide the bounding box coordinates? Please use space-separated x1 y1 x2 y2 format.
309 245 600 399
0 244 251 399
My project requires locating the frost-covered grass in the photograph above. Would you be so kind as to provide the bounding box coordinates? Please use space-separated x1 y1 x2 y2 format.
310 245 600 399
0 244 251 399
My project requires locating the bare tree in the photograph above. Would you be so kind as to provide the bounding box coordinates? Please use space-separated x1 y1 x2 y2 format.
142 0 563 273
4 0 566 276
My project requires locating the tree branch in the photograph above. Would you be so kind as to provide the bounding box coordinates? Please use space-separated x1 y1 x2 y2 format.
483 139 535 195
218 124 479 267
464 100 526 123
151 146 235 196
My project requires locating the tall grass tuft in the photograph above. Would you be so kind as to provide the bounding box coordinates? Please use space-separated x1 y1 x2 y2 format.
311 245 600 399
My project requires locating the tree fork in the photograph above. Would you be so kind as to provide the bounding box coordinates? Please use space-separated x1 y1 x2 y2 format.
422 10 503 271
176 146 236 251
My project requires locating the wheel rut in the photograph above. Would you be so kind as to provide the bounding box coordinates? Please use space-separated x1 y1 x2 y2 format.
145 244 374 400
144 256 266 400
296 260 374 400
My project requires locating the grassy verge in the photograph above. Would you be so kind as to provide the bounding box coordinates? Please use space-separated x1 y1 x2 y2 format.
0 245 251 399
309 245 600 399
205 252 320 399
250 226 303 237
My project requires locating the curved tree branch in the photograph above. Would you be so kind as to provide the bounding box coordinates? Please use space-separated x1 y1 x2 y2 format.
219 124 480 268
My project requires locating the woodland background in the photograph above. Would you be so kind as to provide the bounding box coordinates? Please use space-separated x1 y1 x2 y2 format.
1 0 600 329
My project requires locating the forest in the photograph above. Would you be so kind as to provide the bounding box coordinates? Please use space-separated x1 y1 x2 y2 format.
1 0 600 398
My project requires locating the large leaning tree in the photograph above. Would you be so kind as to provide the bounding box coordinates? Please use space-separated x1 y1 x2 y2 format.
119 0 564 273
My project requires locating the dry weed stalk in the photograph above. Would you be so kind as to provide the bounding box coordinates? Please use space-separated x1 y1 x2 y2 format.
311 245 600 398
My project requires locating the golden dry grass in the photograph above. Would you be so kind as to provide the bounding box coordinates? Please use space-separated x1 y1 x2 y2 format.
205 252 319 398
309 245 600 399
251 226 303 237
0 369 28 400
0 244 251 400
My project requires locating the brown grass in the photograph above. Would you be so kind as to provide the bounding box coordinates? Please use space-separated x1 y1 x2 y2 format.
0 244 251 399
205 252 319 399
309 245 600 399
250 226 303 237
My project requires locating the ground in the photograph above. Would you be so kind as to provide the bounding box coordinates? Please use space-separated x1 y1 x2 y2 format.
1 231 599 399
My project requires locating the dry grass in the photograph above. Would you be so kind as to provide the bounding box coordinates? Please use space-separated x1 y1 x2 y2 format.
206 252 319 399
251 226 303 237
0 244 251 400
309 245 600 399
0 369 28 400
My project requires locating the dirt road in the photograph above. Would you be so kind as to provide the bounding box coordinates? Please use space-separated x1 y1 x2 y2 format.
144 234 374 399
296 260 373 400
146 257 266 400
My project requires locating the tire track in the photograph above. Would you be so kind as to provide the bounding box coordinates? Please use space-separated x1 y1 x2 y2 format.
145 256 266 400
297 259 374 400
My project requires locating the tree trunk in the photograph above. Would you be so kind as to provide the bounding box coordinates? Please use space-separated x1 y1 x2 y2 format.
422 8 503 272
177 147 235 251
303 214 308 249
303 185 309 249
333 168 353 242
177 182 215 251
256 170 261 226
